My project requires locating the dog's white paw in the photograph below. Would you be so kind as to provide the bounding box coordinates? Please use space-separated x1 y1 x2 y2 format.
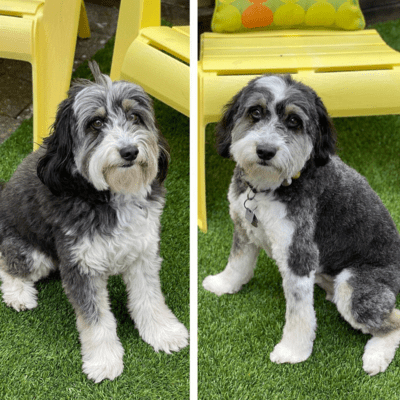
270 341 312 364
0 273 38 312
362 336 397 376
82 340 125 383
363 351 391 376
144 318 189 354
202 273 244 296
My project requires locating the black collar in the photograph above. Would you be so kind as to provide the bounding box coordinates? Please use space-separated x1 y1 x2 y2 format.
243 180 271 195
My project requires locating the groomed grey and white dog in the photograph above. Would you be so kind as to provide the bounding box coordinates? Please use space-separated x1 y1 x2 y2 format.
0 62 188 382
203 74 400 375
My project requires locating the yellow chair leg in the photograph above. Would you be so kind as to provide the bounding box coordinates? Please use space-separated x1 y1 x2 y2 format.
31 61 49 151
32 1 82 150
198 74 207 232
32 55 69 150
78 0 91 39
198 121 207 233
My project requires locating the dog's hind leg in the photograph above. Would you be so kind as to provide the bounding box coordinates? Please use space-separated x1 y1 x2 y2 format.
333 268 400 375
362 310 400 376
0 238 55 311
202 222 260 296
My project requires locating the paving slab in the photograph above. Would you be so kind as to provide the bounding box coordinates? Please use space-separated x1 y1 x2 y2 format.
0 115 23 143
0 74 32 119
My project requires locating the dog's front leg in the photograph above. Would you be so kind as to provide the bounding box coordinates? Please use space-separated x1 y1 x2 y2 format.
60 265 124 383
270 227 318 364
270 269 316 364
203 222 260 296
122 253 188 354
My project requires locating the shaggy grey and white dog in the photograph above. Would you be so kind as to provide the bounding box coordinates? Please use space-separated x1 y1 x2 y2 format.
0 62 188 382
203 74 400 375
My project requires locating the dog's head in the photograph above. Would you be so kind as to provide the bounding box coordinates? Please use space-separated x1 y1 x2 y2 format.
216 75 336 187
37 62 169 199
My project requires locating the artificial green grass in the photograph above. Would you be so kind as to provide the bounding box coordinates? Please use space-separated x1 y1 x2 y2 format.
0 38 189 399
198 19 400 400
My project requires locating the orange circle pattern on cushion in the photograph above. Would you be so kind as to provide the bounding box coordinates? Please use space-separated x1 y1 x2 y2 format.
241 1 274 28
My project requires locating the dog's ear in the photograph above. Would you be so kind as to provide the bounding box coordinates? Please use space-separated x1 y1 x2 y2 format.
215 92 242 158
37 95 76 196
156 134 170 183
313 96 337 167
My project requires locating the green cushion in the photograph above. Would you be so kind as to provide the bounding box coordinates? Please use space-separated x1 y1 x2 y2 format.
211 0 365 33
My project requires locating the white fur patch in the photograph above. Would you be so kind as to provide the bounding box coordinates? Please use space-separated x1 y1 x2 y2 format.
333 269 369 333
0 269 38 312
231 189 294 258
256 75 287 104
29 249 55 282
363 321 400 376
202 241 259 296
71 191 163 276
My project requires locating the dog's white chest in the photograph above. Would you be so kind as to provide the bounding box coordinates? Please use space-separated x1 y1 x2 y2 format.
229 188 294 259
71 197 162 276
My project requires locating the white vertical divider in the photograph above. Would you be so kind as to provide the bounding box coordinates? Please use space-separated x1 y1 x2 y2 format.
189 2 198 399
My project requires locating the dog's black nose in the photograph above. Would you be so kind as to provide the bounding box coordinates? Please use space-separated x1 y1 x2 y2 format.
256 145 277 161
119 146 139 162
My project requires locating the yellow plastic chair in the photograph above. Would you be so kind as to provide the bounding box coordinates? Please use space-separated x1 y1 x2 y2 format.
198 29 400 232
110 0 189 117
0 0 91 150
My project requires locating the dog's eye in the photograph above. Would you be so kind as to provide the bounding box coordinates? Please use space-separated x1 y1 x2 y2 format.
129 113 140 124
287 115 302 129
91 119 104 130
249 106 263 122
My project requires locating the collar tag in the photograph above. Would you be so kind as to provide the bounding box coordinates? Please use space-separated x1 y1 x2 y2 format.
245 208 258 227
292 171 301 179
282 171 301 187
244 188 258 227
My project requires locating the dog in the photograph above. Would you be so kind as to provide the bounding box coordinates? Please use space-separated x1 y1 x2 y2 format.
203 74 400 376
0 62 188 383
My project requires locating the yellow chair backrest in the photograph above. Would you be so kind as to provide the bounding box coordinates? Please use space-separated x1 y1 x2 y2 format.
111 0 161 81
110 0 189 117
